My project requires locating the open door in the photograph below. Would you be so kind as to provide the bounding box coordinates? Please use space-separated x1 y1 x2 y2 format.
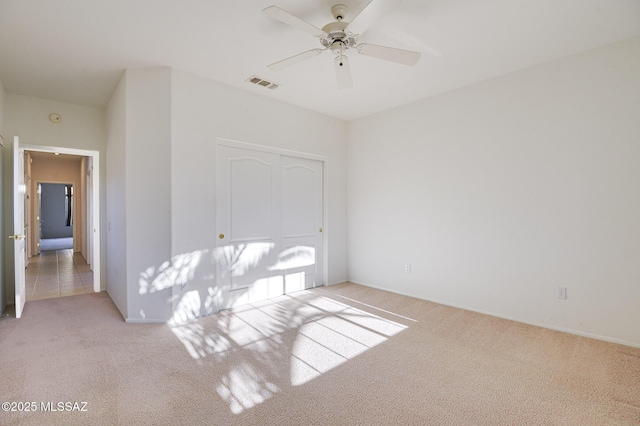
12 136 27 318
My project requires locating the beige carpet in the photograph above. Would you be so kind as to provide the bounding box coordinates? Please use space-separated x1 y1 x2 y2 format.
1 282 639 425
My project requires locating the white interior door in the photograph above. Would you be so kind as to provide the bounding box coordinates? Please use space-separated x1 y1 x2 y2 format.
12 136 27 318
216 143 325 311
279 155 324 292
216 145 283 308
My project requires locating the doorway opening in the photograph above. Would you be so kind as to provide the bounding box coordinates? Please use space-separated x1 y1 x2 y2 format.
39 183 74 251
19 145 100 304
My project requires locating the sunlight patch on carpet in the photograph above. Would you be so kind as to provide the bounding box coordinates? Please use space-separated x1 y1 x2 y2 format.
169 292 410 414
290 302 407 386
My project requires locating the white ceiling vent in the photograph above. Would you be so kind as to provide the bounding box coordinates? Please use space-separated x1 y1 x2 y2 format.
247 75 280 90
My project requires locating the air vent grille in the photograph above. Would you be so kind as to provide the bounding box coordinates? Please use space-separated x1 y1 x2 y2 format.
247 75 280 90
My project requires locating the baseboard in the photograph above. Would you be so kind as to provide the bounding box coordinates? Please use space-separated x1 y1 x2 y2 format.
347 280 640 350
325 280 348 287
125 318 167 324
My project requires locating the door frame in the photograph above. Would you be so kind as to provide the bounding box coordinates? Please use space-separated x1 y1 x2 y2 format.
21 143 101 293
215 137 329 299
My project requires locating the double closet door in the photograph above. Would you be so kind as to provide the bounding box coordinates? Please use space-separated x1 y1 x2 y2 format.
216 143 324 310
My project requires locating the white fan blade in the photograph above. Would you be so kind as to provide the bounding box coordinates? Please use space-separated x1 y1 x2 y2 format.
357 43 420 66
263 6 325 37
268 49 326 70
348 0 403 36
334 55 353 90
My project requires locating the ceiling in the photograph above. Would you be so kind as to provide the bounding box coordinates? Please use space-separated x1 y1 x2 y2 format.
1 0 639 121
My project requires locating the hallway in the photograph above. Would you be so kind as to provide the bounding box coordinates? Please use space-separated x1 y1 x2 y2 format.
25 249 94 301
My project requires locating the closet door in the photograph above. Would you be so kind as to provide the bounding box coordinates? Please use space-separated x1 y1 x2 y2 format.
279 155 324 292
216 144 324 310
216 145 282 309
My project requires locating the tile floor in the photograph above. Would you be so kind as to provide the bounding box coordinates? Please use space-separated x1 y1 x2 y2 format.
25 249 94 301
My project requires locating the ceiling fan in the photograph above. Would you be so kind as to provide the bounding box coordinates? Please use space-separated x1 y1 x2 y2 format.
263 0 421 89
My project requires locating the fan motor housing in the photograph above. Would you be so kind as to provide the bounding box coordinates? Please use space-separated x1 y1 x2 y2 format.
320 21 356 49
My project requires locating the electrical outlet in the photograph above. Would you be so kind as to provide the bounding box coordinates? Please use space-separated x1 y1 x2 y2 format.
404 264 411 273
557 286 567 299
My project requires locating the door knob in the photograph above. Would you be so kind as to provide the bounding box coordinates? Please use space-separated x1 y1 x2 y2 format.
8 234 25 240
219 234 225 239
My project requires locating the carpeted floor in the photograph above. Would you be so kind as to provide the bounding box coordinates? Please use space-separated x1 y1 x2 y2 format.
0 283 638 425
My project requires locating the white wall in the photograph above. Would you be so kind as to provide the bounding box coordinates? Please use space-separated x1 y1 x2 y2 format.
105 73 128 317
106 68 174 323
168 69 348 320
3 94 107 301
123 68 173 322
348 36 640 347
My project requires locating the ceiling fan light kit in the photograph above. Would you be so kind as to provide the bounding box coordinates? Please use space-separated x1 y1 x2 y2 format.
263 0 421 89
